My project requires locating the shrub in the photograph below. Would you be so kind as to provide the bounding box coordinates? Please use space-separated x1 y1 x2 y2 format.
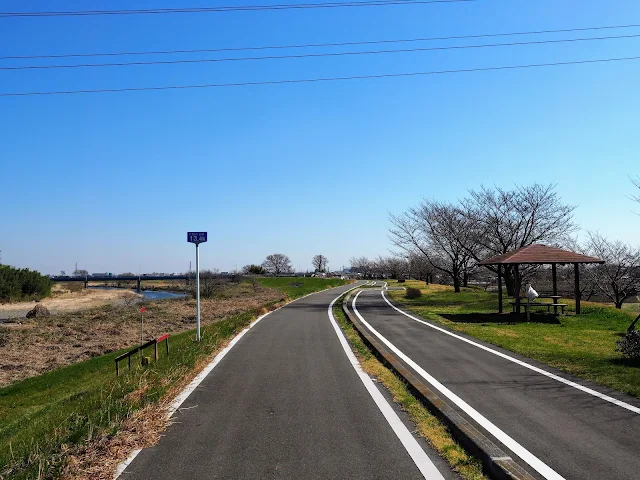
405 287 422 299
0 265 52 302
398 278 406 283
616 330 640 360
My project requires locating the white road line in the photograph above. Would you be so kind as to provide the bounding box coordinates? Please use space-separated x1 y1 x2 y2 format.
114 283 359 479
352 290 565 480
380 290 640 415
329 290 445 480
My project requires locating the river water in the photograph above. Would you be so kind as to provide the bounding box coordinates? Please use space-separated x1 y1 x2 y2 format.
88 286 188 300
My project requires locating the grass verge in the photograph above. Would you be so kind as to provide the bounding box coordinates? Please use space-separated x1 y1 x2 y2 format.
333 294 486 480
0 308 276 480
256 277 349 299
386 280 640 398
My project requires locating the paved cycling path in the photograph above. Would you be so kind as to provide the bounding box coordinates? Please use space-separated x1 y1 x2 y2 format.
352 288 640 480
120 283 450 479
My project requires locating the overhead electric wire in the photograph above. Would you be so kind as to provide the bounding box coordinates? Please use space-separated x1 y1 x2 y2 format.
1 55 638 97
0 0 472 18
2 33 639 71
2 22 639 61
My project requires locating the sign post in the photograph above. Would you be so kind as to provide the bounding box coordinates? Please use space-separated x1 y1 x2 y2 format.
187 232 207 341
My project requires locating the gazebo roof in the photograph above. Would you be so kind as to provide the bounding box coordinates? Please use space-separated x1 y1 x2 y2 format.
478 244 604 265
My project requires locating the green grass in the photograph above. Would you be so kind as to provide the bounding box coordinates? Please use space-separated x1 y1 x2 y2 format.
0 309 263 479
255 277 349 299
387 281 640 397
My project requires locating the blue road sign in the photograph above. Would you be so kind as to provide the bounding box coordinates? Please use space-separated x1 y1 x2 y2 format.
187 232 208 244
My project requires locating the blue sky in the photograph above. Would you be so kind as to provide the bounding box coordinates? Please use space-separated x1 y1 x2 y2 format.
1 0 639 275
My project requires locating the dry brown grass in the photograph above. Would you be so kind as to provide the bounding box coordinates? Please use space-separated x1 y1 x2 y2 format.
0 283 284 387
0 286 140 318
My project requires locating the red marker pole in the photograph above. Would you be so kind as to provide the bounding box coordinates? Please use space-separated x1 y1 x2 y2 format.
140 306 146 363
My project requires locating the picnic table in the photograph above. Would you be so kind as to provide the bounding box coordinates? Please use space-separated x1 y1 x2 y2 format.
510 295 567 315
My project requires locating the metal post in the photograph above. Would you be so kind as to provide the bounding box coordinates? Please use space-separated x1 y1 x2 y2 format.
552 263 558 315
196 243 201 341
574 263 581 315
514 264 521 314
497 265 503 314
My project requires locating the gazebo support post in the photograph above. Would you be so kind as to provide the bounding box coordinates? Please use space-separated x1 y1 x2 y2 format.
497 264 503 314
574 263 581 315
514 264 521 314
552 263 558 315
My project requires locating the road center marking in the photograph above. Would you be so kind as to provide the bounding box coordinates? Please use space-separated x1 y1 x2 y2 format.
328 288 445 480
353 290 565 480
380 289 640 415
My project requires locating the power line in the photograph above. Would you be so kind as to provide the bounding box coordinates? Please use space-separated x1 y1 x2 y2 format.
2 22 638 61
2 33 639 71
2 55 638 97
0 0 473 18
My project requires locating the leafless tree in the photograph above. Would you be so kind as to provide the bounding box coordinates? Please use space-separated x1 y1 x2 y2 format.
407 252 435 283
390 201 476 292
73 269 89 277
350 256 373 277
374 256 409 280
262 254 293 276
312 255 329 272
583 232 640 309
461 184 577 296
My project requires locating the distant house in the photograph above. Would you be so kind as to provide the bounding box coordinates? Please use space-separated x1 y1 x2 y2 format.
91 272 110 277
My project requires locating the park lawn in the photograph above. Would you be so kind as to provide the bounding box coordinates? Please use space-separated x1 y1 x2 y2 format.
386 281 640 398
256 276 350 299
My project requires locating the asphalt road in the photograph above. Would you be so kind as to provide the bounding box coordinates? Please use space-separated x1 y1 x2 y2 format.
352 288 640 480
121 283 449 479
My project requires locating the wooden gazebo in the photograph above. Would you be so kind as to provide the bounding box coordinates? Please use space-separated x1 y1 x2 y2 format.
478 244 604 315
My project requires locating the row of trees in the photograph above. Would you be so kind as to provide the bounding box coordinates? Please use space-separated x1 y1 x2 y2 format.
384 182 640 308
0 265 52 302
241 254 330 276
389 184 575 294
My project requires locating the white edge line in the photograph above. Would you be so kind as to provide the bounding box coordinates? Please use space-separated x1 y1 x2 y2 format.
113 282 358 479
329 287 445 480
353 290 564 480
380 290 640 415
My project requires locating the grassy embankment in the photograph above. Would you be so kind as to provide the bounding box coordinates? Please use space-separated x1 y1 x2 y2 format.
256 276 350 298
386 280 640 397
333 294 486 480
0 277 347 480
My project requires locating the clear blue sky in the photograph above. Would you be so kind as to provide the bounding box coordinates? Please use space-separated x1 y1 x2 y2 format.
1 0 639 275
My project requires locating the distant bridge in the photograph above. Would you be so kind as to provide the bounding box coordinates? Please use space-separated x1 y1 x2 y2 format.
50 275 189 290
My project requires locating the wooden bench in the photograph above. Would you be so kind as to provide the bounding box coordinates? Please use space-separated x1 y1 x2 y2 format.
509 302 568 315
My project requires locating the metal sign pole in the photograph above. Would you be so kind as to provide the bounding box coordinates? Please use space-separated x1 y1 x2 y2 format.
196 242 201 342
187 232 207 342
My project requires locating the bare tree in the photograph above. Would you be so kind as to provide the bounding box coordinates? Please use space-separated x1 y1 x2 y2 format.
262 254 293 276
374 256 409 279
583 232 640 309
350 256 373 277
390 201 475 292
312 255 329 272
632 176 640 203
73 269 88 277
461 184 577 296
407 252 434 283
